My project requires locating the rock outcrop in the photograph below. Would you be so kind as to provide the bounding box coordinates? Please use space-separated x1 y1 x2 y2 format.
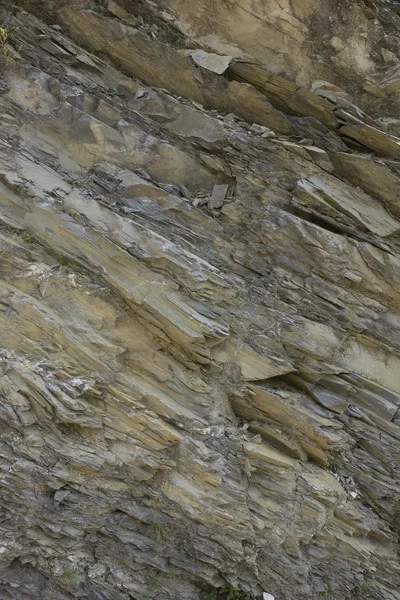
0 1 399 600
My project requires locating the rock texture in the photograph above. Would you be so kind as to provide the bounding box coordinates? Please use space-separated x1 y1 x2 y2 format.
0 1 399 600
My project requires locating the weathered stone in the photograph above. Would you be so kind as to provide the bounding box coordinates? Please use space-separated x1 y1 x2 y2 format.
230 61 338 127
106 0 137 25
329 151 400 217
188 49 232 74
341 123 400 158
294 173 400 237
243 441 297 469
311 80 352 104
249 123 275 137
209 184 229 209
0 2 399 600
224 80 293 134
133 89 228 149
211 340 294 380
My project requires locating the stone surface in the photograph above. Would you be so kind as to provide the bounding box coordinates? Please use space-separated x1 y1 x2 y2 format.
340 123 400 158
209 184 229 210
294 172 400 237
188 50 232 75
0 2 399 600
329 151 400 217
148 0 400 118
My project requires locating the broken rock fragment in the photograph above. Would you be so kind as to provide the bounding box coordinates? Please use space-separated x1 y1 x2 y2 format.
209 184 229 209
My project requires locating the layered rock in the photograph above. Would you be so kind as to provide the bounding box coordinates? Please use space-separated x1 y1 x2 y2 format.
0 2 399 600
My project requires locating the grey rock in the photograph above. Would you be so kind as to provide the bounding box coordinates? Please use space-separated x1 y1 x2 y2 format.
209 184 229 209
0 3 399 600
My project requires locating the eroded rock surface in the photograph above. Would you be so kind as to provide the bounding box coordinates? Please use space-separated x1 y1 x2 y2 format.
0 2 399 600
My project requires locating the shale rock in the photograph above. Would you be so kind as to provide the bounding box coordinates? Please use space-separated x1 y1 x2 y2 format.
0 2 399 600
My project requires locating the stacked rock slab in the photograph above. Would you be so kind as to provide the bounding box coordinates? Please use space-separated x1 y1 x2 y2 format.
0 1 399 600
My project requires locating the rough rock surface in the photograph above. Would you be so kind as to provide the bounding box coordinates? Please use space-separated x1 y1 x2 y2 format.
0 1 399 600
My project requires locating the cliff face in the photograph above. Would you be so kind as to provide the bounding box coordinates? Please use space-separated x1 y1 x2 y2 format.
0 1 399 599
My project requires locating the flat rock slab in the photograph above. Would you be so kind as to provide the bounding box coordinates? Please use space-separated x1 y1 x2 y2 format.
295 173 399 237
189 49 233 74
329 151 400 216
209 184 229 209
341 123 400 159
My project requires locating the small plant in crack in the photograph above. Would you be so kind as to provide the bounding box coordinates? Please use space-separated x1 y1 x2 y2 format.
165 565 177 580
58 256 72 268
159 24 185 48
319 584 334 598
148 521 167 542
61 569 77 580
203 584 252 600
22 232 36 243
146 579 157 590
330 450 344 474
220 261 233 272
349 582 370 599
0 17 14 61
92 0 108 8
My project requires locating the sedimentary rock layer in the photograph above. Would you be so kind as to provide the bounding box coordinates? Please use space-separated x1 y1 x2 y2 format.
0 2 399 599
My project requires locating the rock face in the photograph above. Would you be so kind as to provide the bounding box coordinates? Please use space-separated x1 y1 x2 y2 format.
0 2 399 600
